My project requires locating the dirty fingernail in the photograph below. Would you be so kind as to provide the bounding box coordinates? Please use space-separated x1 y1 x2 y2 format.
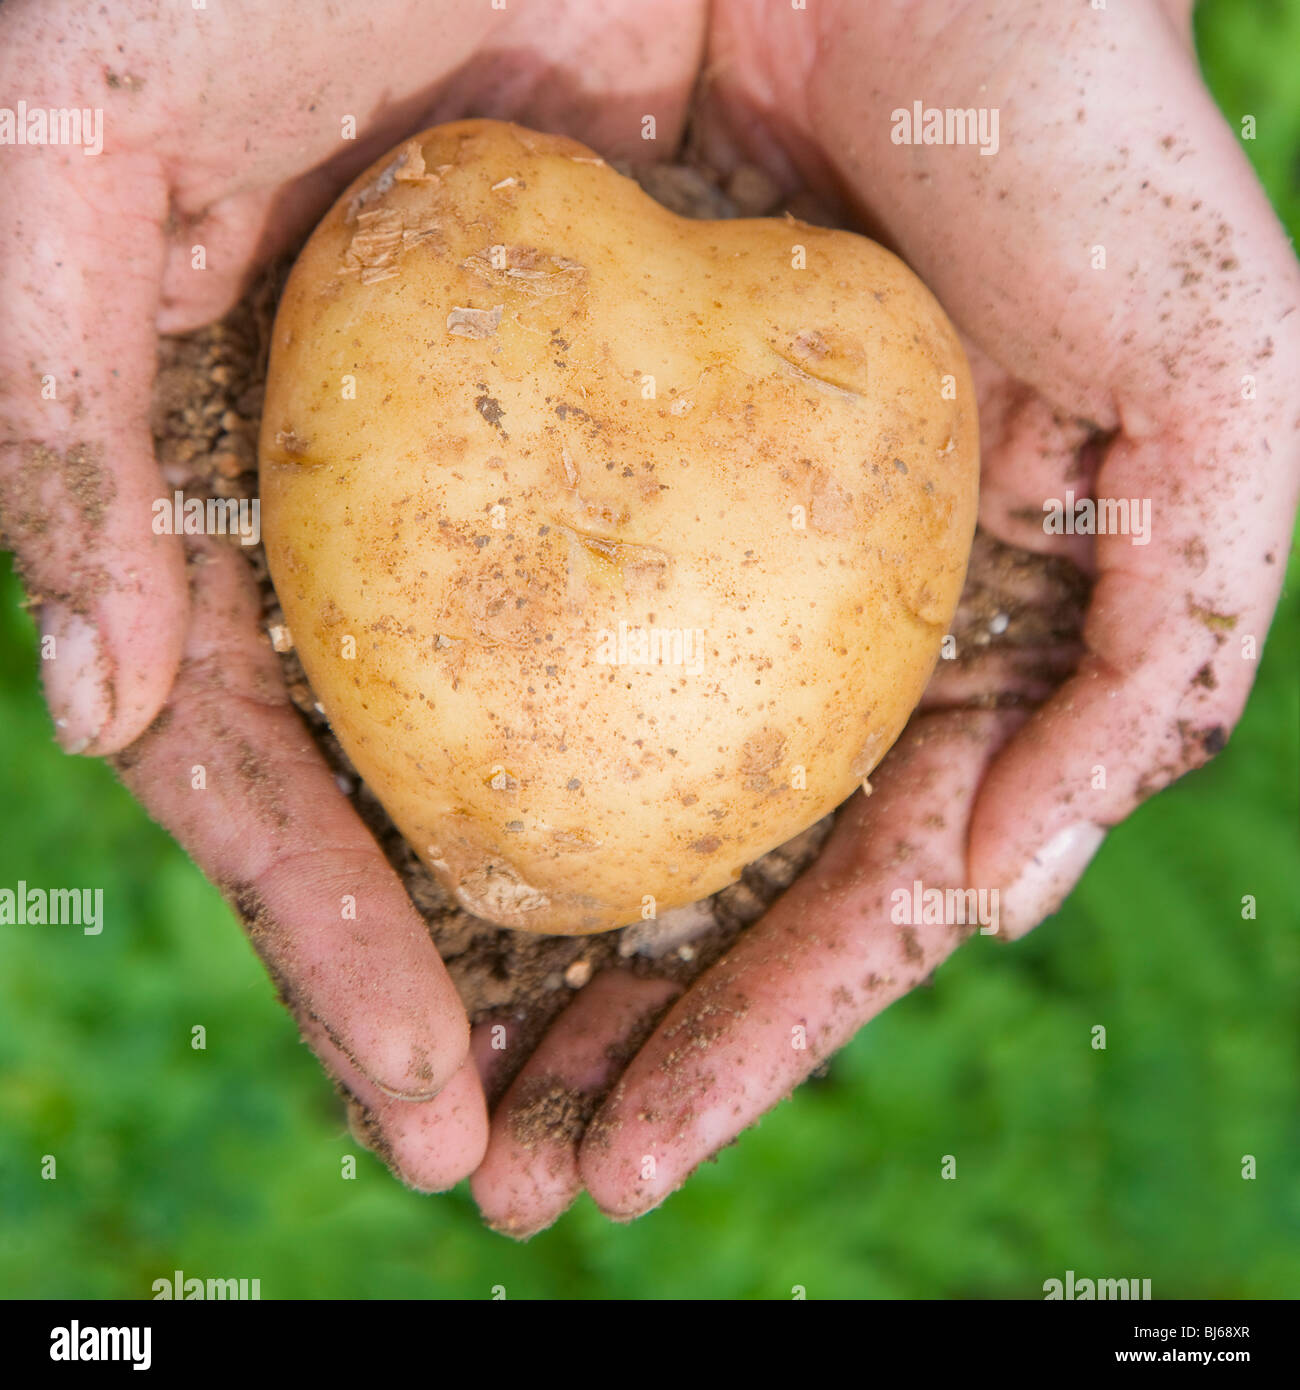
39 602 111 754
998 822 1105 940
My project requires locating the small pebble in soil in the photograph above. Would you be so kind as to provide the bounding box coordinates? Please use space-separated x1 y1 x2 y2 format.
564 959 593 989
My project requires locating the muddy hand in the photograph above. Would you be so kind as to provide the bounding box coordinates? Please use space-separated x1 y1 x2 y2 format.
0 0 703 1190
474 0 1300 1227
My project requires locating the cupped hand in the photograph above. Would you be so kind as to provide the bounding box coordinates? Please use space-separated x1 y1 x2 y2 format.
471 0 1300 1230
6 0 1294 1225
0 0 703 1187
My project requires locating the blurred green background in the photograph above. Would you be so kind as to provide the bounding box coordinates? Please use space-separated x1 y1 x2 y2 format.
1 0 1297 1299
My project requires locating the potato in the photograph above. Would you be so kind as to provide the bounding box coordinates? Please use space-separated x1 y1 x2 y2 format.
259 119 978 935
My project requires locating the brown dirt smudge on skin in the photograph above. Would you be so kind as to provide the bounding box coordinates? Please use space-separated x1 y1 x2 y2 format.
63 442 115 528
234 734 291 829
341 1085 398 1171
221 880 313 1029
2 443 119 623
899 925 924 963
507 1074 600 1152
604 994 678 1073
7 441 115 537
224 876 379 1084
580 1078 628 1154
656 977 751 1076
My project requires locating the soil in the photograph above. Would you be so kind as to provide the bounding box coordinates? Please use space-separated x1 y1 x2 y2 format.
148 155 1089 1095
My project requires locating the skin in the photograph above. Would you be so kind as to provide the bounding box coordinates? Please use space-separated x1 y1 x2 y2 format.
1 0 1296 1232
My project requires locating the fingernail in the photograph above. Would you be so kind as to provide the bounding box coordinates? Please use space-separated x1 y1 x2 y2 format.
998 822 1105 939
39 602 111 754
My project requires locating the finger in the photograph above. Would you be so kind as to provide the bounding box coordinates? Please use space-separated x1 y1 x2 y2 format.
962 339 1102 566
922 642 1081 711
340 1043 489 1193
580 710 1011 1220
158 184 287 335
157 154 411 335
971 413 1285 939
113 538 469 1099
798 0 1300 934
0 150 188 753
468 1017 521 1107
472 972 680 1238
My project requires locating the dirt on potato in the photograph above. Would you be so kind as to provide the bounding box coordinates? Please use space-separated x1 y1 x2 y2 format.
149 156 1089 1100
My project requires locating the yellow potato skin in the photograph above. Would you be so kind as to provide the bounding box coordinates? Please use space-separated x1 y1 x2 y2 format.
259 120 978 934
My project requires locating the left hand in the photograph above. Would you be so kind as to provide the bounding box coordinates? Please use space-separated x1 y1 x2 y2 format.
468 0 1300 1232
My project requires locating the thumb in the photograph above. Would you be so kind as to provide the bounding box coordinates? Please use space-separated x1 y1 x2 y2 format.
0 149 188 753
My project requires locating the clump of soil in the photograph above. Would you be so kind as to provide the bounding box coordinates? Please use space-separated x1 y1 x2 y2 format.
148 155 1089 1094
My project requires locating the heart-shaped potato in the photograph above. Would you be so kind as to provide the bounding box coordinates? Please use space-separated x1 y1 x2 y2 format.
259 119 978 934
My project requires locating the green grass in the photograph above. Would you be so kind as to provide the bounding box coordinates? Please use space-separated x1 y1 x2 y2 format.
0 0 1297 1298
